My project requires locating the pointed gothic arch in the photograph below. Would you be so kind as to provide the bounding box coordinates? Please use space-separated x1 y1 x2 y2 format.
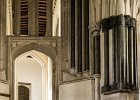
8 37 61 100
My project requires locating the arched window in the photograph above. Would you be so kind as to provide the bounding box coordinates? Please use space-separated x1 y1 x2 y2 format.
18 85 29 100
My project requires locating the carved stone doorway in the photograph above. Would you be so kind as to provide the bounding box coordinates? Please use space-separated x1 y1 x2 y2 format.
8 36 61 100
15 50 52 100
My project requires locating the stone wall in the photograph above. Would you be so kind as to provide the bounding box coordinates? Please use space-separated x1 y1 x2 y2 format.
59 80 93 100
0 82 10 100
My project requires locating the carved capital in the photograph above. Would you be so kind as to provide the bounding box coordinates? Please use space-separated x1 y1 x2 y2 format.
130 18 136 28
124 15 136 29
116 14 125 26
102 14 125 32
89 22 101 36
124 15 131 27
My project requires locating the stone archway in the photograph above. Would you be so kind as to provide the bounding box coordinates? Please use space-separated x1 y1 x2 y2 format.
8 36 61 100
15 50 52 100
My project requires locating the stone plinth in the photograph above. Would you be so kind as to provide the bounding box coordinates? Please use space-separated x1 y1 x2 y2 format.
103 93 138 100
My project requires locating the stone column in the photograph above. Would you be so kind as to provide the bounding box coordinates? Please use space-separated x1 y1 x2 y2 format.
89 22 101 74
75 0 78 74
82 0 89 73
128 18 138 91
77 0 82 73
89 22 101 100
0 0 8 80
101 19 110 92
117 15 127 89
13 0 21 35
133 19 138 89
101 15 128 92
75 0 82 75
82 0 86 72
124 15 130 88
70 0 75 73
112 23 118 86
94 74 101 100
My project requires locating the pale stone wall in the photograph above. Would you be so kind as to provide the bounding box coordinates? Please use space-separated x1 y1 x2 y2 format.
0 82 10 100
59 80 92 100
103 93 138 100
0 97 9 100
0 83 9 94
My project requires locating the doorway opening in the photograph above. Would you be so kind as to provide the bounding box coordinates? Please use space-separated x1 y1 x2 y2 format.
14 50 52 100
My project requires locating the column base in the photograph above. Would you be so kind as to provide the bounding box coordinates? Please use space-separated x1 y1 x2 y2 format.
110 82 130 91
76 73 82 78
69 67 76 74
130 84 139 91
83 70 90 77
102 82 138 94
103 92 139 100
101 85 110 93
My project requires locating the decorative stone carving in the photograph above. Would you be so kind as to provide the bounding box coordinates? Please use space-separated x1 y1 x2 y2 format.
89 22 101 36
9 37 58 53
124 15 131 27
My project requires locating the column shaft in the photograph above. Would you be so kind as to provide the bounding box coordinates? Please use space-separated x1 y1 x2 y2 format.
77 0 82 73
75 0 78 72
128 27 133 85
113 26 119 84
0 0 7 80
117 15 126 88
85 0 89 71
133 28 136 86
94 34 100 74
94 75 100 100
134 21 138 88
125 25 129 84
71 0 75 68
82 0 86 71
82 0 89 71
104 30 109 86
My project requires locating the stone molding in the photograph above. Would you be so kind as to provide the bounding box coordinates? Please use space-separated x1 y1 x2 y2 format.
93 74 101 79
9 36 59 53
